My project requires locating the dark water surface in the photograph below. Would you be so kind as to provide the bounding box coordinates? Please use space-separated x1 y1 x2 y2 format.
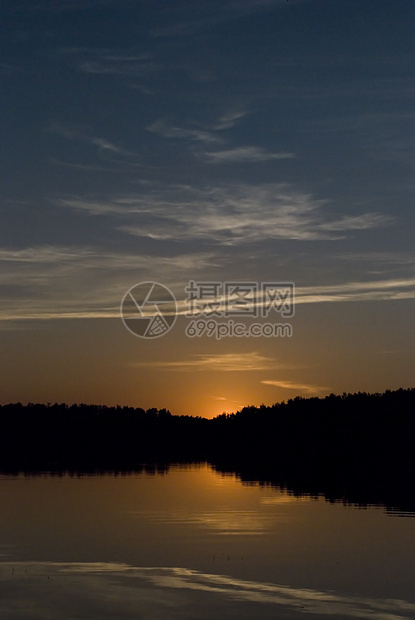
0 464 414 619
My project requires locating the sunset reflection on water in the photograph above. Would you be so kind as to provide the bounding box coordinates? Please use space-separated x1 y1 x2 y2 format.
0 464 414 619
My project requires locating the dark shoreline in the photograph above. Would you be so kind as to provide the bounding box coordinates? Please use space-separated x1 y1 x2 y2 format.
1 388 414 515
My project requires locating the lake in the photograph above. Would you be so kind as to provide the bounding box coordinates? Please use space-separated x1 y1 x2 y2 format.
0 463 414 619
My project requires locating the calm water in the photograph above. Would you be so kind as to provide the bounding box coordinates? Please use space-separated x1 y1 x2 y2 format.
0 463 414 619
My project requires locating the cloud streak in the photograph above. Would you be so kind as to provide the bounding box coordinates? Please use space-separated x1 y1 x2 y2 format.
0 245 215 321
50 122 132 156
132 352 285 372
61 47 156 77
296 277 415 304
0 244 413 321
261 380 329 394
201 146 294 163
148 120 222 145
59 183 392 245
147 109 249 146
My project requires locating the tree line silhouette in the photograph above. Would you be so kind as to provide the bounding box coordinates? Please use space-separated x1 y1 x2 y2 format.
0 388 414 514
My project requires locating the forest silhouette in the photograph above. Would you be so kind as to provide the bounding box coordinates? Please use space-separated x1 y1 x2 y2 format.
0 388 414 514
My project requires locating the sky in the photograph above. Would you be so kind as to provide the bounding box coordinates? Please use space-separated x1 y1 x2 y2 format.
0 0 414 417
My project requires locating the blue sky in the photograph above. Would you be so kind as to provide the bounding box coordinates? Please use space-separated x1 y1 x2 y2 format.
1 0 414 415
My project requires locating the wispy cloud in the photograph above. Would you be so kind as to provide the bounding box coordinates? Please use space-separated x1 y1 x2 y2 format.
320 213 390 231
296 277 415 304
61 47 156 77
337 251 415 266
147 120 228 144
0 245 214 272
0 246 94 264
49 122 132 156
261 380 329 394
1 243 413 321
147 120 223 145
213 109 249 130
148 116 293 164
133 352 285 372
51 159 141 173
60 184 391 245
202 146 294 163
147 108 249 145
79 55 154 77
0 245 214 320
170 276 415 316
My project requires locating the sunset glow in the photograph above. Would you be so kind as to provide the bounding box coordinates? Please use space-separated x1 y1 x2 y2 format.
0 0 413 416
